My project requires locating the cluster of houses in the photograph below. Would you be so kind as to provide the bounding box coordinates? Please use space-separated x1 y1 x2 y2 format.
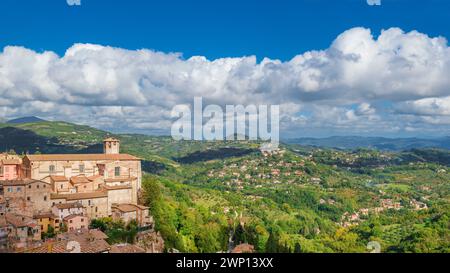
22 228 165 253
206 151 311 191
340 198 429 227
0 138 153 252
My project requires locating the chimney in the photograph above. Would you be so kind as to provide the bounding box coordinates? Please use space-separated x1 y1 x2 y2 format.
103 138 120 154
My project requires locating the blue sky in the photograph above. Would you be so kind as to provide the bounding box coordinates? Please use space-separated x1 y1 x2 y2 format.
1 0 449 60
1 0 450 138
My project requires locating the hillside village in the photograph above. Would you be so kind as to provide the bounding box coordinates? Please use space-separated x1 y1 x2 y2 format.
0 138 164 253
0 120 448 253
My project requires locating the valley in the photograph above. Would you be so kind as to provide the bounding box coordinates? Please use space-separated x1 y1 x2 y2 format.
0 120 448 253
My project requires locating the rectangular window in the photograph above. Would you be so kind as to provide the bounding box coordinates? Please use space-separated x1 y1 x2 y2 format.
49 165 56 173
115 167 120 177
79 164 85 173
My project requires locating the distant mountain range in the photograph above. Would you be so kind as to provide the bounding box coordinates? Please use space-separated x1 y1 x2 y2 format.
285 136 450 151
2 117 450 152
7 116 46 124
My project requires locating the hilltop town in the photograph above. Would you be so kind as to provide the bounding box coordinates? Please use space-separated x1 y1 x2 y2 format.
0 120 448 253
0 138 164 253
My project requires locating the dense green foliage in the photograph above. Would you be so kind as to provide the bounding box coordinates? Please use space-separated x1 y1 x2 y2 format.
90 218 139 244
1 120 448 253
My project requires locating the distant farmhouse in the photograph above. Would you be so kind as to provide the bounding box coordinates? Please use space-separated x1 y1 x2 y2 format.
0 138 153 252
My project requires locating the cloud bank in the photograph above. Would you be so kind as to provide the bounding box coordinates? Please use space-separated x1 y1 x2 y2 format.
1 27 449 137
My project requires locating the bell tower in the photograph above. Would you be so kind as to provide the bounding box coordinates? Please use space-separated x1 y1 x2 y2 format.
103 137 120 154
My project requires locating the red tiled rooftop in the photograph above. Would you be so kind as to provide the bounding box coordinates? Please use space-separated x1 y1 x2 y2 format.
54 203 84 210
112 203 148 213
50 175 69 182
63 214 87 221
51 191 108 201
70 175 91 184
25 153 140 161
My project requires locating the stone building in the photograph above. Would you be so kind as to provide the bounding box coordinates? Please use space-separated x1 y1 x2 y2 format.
26 229 111 253
111 203 152 227
0 179 52 215
34 212 60 234
22 138 142 205
51 192 108 219
4 213 41 249
0 154 22 181
52 203 85 221
0 138 150 248
64 214 89 231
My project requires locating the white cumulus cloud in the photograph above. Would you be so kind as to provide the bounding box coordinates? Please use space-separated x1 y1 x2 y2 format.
0 27 450 136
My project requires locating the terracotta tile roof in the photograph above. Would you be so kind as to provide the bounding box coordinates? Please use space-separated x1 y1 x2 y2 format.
50 175 69 182
54 202 84 210
1 159 21 165
89 229 109 240
231 243 255 253
5 213 35 228
25 153 140 161
87 175 103 181
63 214 87 221
0 154 22 165
47 229 111 253
110 244 146 253
104 137 119 142
26 235 111 253
51 191 108 201
0 179 48 186
70 175 91 184
25 241 68 253
112 203 149 213
33 212 56 219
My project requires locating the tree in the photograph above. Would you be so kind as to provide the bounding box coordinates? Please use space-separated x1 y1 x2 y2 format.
294 242 302 253
265 231 281 253
90 219 108 231
143 175 162 209
234 224 247 244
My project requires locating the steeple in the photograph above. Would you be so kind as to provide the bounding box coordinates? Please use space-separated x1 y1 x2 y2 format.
103 137 120 154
